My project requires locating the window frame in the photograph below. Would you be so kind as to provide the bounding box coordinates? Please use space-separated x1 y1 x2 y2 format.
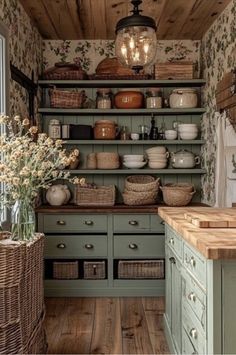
0 21 9 225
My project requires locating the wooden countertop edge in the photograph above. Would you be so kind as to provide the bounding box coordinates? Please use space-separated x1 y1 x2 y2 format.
159 207 236 260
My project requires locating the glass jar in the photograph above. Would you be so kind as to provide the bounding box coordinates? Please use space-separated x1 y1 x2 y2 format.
96 88 112 109
120 126 129 140
48 119 61 139
146 88 162 108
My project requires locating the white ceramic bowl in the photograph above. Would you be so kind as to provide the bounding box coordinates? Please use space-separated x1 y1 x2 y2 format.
145 146 166 154
178 127 198 133
130 133 140 140
147 152 169 159
178 123 198 128
165 130 178 140
179 131 198 140
123 155 144 162
148 161 167 169
123 161 147 169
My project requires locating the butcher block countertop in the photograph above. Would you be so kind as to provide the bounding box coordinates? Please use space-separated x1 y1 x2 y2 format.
159 207 236 260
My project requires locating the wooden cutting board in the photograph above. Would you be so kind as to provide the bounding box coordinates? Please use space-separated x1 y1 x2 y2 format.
184 211 236 228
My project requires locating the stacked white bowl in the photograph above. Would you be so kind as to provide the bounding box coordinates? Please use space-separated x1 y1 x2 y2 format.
145 146 169 169
178 123 198 140
123 154 146 169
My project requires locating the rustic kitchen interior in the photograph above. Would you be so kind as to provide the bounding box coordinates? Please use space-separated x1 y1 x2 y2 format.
1 0 236 354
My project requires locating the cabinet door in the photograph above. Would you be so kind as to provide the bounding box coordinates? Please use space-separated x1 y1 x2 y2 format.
165 244 182 354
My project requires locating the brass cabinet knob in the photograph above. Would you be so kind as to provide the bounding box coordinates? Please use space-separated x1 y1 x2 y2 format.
85 243 94 249
169 257 176 264
57 220 66 225
128 243 138 249
169 238 174 245
129 220 138 226
190 256 196 267
57 243 66 249
84 220 94 226
160 220 165 225
188 292 196 302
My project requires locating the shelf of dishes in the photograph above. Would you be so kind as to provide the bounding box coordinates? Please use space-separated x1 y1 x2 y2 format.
61 139 205 145
65 169 205 175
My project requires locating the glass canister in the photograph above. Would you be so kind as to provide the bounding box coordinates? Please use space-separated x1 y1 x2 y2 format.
96 88 112 109
48 119 61 139
146 88 162 108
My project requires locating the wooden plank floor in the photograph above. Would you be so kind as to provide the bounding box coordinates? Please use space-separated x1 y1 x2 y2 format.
44 297 169 354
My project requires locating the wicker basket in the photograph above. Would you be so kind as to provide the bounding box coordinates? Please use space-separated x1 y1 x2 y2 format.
43 62 86 80
49 88 86 108
53 261 79 279
123 189 158 206
164 183 194 192
75 185 116 206
125 175 159 192
160 186 196 206
118 260 165 279
83 261 106 279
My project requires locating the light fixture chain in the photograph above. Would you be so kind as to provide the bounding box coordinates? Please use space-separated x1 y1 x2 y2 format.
131 0 142 15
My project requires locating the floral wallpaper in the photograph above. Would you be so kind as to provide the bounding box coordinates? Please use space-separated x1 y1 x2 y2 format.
201 0 236 206
0 0 42 118
43 39 200 75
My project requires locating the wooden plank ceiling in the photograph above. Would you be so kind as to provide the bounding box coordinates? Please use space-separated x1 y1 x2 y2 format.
19 0 232 40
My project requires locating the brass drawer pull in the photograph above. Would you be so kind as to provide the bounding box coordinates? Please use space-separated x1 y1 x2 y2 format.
128 243 138 250
129 220 138 226
190 328 198 339
57 243 66 249
84 220 94 226
190 256 196 267
169 238 174 245
188 292 196 302
57 220 66 226
85 244 94 249
160 220 165 225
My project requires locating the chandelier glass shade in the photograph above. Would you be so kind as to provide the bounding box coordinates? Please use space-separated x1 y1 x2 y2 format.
115 0 157 73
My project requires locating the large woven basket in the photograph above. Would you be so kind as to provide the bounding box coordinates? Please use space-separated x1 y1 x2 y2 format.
75 185 116 206
83 261 106 279
49 88 86 108
123 189 158 206
160 185 196 206
53 261 79 279
125 175 159 192
118 259 165 279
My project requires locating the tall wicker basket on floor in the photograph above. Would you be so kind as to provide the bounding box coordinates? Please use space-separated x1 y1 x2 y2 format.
0 232 47 354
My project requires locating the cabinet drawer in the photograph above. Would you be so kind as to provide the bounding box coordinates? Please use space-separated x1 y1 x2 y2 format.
113 215 150 233
45 235 107 257
150 215 165 233
183 243 206 288
182 269 206 333
165 225 183 260
114 234 165 257
182 301 206 354
42 214 107 233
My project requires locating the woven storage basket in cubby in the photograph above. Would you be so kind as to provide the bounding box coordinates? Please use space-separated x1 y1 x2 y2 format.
49 88 86 108
75 185 116 206
118 260 165 279
53 261 79 279
125 175 159 192
83 261 106 279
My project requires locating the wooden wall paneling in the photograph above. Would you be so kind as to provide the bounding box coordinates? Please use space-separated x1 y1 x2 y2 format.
65 0 84 39
105 0 129 40
20 0 59 39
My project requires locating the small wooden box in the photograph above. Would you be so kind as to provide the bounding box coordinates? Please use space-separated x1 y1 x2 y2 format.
83 261 106 279
53 261 79 279
155 62 194 79
118 259 165 279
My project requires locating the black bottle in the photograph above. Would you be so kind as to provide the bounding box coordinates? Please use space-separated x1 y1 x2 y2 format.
149 115 158 140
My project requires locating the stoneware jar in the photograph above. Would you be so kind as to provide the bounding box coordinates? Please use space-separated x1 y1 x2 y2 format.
114 90 144 109
171 149 200 168
169 88 198 108
46 184 71 205
94 120 117 140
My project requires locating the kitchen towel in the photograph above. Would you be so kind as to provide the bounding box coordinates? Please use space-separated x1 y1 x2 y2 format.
214 111 236 207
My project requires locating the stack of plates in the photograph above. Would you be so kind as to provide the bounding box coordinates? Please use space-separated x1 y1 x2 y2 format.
123 154 146 169
178 124 198 140
145 146 169 169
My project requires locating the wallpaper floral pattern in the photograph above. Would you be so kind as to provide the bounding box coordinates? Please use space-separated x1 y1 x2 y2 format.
201 0 236 206
0 0 42 118
43 39 200 75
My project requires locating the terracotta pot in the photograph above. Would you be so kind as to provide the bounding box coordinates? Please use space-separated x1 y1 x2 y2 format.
114 91 144 109
94 120 117 140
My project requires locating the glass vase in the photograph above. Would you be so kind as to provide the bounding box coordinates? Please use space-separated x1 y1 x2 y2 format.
11 199 35 241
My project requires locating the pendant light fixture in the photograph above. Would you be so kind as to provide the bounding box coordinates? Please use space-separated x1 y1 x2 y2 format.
115 0 157 74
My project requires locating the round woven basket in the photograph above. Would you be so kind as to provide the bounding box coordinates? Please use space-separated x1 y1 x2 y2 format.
123 189 158 206
125 175 159 192
163 183 194 192
160 186 195 206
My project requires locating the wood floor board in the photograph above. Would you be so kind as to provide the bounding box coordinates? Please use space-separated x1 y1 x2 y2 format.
44 297 169 354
